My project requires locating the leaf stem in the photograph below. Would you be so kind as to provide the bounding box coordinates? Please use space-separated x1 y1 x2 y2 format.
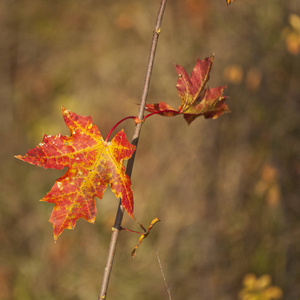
120 227 146 235
143 110 180 121
104 116 137 142
98 0 167 299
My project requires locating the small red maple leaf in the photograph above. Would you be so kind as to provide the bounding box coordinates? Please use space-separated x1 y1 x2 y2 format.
145 56 230 124
15 107 136 240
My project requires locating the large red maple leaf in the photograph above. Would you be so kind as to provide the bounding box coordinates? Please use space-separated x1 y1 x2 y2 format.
145 56 230 124
15 107 136 240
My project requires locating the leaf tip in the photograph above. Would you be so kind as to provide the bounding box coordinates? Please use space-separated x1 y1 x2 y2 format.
208 54 215 64
53 232 59 242
226 0 236 5
61 106 69 116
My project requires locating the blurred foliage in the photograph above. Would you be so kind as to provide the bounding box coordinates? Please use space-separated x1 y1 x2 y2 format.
239 274 282 300
1 0 300 299
284 14 300 55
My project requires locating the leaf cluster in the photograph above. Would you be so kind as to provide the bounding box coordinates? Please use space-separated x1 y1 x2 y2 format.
16 56 229 241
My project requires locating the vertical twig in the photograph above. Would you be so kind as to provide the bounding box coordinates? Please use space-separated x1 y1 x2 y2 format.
157 252 172 300
98 0 167 299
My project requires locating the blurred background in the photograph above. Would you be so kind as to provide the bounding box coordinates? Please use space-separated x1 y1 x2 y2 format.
1 0 300 299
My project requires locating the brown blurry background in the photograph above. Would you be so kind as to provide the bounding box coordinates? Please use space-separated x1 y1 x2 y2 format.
1 0 300 299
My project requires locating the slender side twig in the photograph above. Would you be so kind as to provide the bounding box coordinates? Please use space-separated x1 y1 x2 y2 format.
157 252 172 300
98 1 167 299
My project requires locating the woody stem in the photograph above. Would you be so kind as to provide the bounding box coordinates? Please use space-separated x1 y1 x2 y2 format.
98 1 167 299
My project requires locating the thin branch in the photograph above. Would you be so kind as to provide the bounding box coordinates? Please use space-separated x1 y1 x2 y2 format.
98 1 168 299
157 252 172 300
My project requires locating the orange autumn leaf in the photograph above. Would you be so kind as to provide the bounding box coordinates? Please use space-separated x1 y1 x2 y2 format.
226 0 236 5
15 107 136 240
145 56 230 124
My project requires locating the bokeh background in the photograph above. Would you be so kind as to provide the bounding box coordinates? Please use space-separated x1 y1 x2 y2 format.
1 0 300 299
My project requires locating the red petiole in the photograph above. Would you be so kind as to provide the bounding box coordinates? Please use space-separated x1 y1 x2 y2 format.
142 109 180 122
105 109 180 142
105 116 140 142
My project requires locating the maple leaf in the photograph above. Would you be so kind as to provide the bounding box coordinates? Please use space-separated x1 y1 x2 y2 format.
15 107 136 240
145 56 230 124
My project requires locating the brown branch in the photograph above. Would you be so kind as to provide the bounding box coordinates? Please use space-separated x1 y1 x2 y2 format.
98 0 167 299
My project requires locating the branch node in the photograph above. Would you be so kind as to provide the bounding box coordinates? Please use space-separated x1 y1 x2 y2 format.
154 27 161 35
134 117 143 124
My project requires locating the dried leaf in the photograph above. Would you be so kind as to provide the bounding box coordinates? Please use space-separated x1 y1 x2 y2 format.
131 217 160 257
145 56 230 124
